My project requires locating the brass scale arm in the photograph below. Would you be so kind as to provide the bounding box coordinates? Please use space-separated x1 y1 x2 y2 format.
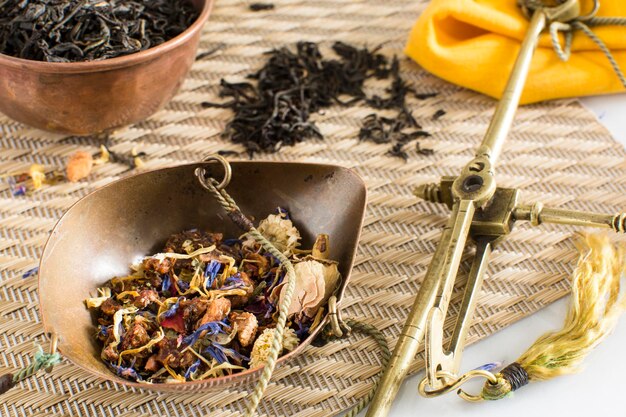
365 1 619 415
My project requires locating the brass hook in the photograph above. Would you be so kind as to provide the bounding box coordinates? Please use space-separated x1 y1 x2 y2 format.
327 295 349 338
418 369 498 401
578 0 600 21
195 154 233 191
46 332 59 373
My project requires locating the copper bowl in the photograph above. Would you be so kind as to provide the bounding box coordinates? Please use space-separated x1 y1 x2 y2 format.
38 160 367 392
0 0 213 135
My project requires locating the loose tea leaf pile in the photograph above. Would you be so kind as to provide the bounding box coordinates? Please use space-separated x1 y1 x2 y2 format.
203 41 439 158
85 210 340 383
0 0 199 62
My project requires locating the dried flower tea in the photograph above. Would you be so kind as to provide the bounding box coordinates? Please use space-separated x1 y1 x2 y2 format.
66 151 94 183
1 164 64 196
203 41 437 159
85 209 340 383
2 142 147 196
0 0 199 62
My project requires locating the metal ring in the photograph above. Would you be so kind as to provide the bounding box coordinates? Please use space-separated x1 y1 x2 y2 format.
529 202 544 227
578 0 599 22
48 332 59 355
46 332 60 373
194 154 232 191
327 296 344 338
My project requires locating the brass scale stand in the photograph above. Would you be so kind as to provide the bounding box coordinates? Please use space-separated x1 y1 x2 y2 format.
366 0 626 415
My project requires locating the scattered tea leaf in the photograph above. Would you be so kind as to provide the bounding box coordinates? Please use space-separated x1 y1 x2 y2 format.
196 45 224 60
432 109 446 120
415 92 439 100
249 2 275 11
387 143 408 161
416 142 434 156
217 150 240 157
205 41 439 159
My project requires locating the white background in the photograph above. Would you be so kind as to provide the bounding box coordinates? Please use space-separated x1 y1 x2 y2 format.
349 95 626 417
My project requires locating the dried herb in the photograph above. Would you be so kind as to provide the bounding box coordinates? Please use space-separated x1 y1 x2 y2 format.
415 92 438 100
249 2 274 11
366 58 413 115
359 112 432 160
0 0 199 62
204 41 437 159
217 150 240 157
432 109 446 120
196 45 224 61
106 147 146 168
387 143 408 161
85 210 340 383
416 142 434 156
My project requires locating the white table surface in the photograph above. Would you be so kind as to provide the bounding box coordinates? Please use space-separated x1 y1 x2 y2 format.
349 94 626 417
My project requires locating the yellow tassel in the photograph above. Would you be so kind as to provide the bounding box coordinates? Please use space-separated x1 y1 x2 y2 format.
482 233 626 400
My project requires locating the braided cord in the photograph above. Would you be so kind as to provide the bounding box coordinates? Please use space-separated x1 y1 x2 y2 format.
243 230 296 416
13 346 62 383
342 320 391 417
0 345 62 395
574 19 626 87
201 178 298 416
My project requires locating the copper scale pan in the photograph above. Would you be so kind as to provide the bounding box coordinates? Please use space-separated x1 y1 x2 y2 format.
38 159 367 392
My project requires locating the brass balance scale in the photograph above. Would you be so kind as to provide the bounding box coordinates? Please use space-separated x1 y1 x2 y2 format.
367 0 626 415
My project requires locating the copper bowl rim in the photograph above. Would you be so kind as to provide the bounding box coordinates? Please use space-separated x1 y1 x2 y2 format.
0 0 214 74
37 161 368 392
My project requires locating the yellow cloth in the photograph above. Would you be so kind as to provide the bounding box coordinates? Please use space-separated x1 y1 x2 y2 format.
406 0 626 104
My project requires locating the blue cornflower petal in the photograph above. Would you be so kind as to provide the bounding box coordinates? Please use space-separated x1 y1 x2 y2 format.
204 345 228 364
22 267 39 279
183 321 224 346
8 177 26 197
276 207 290 219
295 319 310 339
219 274 246 290
204 260 222 289
184 359 202 379
98 325 109 338
215 344 249 363
109 363 142 381
162 299 181 319
161 274 171 292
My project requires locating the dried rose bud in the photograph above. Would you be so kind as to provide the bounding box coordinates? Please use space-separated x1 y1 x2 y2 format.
198 298 231 326
100 298 121 316
133 289 159 308
271 259 340 318
229 312 258 347
312 234 330 259
66 151 94 182
143 257 174 274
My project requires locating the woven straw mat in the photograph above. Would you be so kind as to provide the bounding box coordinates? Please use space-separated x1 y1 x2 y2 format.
2 0 626 416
